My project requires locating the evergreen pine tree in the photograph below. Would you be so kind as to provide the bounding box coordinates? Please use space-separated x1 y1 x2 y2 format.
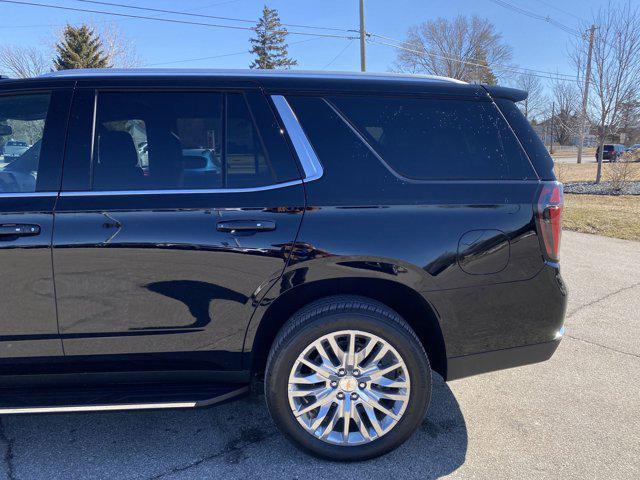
249 6 297 69
474 47 497 85
54 25 110 70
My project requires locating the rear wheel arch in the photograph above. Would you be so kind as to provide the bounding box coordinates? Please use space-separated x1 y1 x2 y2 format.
248 277 448 379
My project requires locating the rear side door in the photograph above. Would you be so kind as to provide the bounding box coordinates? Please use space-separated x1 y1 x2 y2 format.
52 80 305 374
0 83 72 361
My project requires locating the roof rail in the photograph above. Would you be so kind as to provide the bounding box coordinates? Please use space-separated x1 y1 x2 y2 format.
39 68 467 84
482 85 528 102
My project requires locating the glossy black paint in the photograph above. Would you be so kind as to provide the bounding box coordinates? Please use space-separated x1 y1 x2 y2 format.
52 189 304 371
0 84 72 361
0 72 567 393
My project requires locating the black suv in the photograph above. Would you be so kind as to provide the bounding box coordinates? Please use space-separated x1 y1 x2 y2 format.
596 144 625 161
0 70 566 460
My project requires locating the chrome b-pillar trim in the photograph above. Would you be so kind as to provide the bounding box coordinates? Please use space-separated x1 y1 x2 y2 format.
270 95 323 182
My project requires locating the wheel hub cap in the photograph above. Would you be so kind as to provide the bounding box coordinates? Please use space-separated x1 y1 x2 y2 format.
287 329 411 446
339 376 357 392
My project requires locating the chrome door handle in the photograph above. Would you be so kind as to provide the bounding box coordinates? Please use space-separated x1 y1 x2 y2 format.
216 220 276 233
0 224 40 237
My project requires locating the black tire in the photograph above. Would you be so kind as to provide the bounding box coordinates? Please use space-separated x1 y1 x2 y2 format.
264 295 432 461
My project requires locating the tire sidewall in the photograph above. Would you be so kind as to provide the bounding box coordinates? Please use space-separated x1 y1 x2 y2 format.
265 311 431 461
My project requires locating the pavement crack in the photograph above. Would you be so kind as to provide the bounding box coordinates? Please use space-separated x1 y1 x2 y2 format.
566 281 640 318
565 334 640 359
147 427 278 479
0 419 16 480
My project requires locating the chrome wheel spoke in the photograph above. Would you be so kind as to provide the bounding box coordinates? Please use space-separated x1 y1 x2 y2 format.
373 377 408 389
290 373 326 385
367 362 402 381
299 358 334 379
314 341 335 369
361 401 384 437
319 407 339 439
341 396 352 442
326 335 346 367
353 407 373 442
294 388 335 417
346 332 356 369
364 344 389 369
360 391 401 421
368 389 408 402
310 402 334 431
288 329 410 446
355 338 378 366
288 385 326 398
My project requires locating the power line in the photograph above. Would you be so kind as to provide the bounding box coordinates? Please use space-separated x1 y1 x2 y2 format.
147 49 250 67
0 0 242 29
0 0 357 39
368 33 579 82
369 38 581 84
322 40 354 70
147 37 321 67
72 0 351 33
487 0 581 36
371 32 577 79
528 0 586 23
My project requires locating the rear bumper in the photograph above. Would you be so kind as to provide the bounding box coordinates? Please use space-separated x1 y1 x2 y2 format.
446 328 563 381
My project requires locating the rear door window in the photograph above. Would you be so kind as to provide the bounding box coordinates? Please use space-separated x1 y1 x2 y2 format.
0 92 51 193
91 90 298 192
329 96 536 180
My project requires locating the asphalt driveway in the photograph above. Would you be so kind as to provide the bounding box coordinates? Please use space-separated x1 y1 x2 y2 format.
0 230 638 479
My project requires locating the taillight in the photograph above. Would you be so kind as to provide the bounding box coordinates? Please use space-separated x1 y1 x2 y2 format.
536 182 563 262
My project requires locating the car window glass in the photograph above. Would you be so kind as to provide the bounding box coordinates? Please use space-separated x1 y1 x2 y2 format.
330 96 535 180
92 91 297 192
0 93 51 193
93 91 223 191
226 93 271 188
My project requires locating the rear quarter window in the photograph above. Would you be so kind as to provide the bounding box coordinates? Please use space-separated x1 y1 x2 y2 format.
329 96 536 181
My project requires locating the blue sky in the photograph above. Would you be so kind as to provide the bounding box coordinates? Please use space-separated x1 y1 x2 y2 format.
0 0 609 79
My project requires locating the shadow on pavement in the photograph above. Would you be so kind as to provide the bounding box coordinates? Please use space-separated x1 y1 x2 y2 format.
0 374 466 479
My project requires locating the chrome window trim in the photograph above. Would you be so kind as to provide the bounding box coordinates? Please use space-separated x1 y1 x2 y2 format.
0 402 196 415
270 95 323 182
41 69 466 84
60 179 303 197
0 192 58 198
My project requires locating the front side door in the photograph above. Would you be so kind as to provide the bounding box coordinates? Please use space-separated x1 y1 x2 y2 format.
53 82 304 374
0 85 71 363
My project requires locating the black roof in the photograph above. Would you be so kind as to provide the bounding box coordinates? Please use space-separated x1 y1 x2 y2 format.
1 69 527 101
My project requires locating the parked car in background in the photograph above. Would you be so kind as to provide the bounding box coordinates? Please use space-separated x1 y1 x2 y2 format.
626 144 640 153
2 140 29 158
0 69 567 461
596 144 625 162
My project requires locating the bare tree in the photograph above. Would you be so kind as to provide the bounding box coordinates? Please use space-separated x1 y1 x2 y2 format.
549 78 581 145
51 21 142 69
570 1 640 183
513 72 546 121
0 45 49 78
98 23 142 68
393 15 513 84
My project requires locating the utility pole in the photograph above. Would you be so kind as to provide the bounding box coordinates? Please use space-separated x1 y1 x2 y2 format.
577 25 596 164
359 0 366 72
550 102 555 155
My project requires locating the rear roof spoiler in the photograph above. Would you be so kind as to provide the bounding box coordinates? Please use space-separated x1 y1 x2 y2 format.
482 85 528 102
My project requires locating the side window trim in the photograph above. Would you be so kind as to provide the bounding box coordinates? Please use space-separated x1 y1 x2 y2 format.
270 95 323 182
325 95 539 184
0 88 70 195
61 89 309 196
59 179 304 196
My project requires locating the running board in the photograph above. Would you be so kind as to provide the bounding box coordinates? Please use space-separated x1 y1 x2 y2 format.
0 384 250 415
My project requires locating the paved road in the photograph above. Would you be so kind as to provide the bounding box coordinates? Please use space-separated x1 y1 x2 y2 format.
0 231 638 479
553 155 597 163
